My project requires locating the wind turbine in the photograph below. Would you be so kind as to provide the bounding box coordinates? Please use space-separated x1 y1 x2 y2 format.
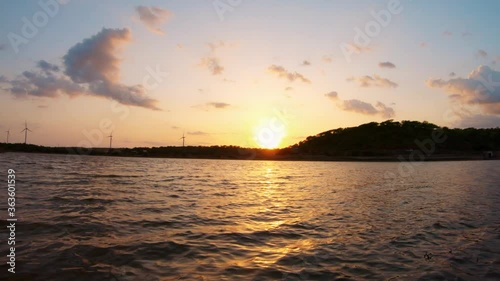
108 132 113 149
180 133 186 147
5 129 9 143
21 121 32 144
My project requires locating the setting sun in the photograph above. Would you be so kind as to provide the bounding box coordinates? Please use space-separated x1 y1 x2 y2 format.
254 117 287 149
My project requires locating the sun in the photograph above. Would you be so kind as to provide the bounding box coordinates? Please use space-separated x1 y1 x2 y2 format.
254 117 286 149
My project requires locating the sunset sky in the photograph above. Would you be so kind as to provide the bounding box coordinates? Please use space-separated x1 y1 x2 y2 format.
1 0 499 148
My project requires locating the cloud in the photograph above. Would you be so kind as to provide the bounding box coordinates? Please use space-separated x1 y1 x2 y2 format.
199 41 230 76
268 65 311 84
37 60 60 74
426 65 500 115
188 131 209 136
135 6 172 35
442 31 453 37
324 91 338 100
0 75 8 83
449 72 456 77
379 61 396 69
322 55 333 63
347 75 398 88
7 70 86 98
206 102 231 109
372 101 395 118
324 91 394 118
455 114 500 128
88 81 159 109
285 86 293 91
342 99 378 115
193 102 232 111
342 99 394 118
476 49 488 58
200 56 224 75
208 40 227 52
2 28 160 110
64 28 131 83
0 43 6 51
462 32 472 38
301 60 311 66
171 126 180 130
348 43 372 53
64 28 160 110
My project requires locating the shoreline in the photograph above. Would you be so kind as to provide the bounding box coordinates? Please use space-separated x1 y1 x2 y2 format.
2 150 497 163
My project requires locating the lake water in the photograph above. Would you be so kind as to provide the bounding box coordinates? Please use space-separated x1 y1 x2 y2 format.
0 153 499 280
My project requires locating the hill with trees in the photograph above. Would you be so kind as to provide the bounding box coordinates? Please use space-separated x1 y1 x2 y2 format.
288 120 500 157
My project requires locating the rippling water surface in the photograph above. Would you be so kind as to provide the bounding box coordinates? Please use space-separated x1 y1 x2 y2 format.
0 153 499 280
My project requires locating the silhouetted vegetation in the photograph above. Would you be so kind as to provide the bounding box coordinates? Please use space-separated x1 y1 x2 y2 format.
1 120 498 161
292 120 500 157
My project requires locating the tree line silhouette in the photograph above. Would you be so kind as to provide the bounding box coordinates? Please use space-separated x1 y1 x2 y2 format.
1 120 498 160
290 120 499 156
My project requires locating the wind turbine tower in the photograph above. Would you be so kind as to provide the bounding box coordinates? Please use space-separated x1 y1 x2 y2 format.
5 129 9 143
180 133 186 147
21 122 32 144
108 132 113 150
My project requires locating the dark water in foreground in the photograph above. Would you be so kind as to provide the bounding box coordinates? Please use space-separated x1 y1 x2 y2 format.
0 153 499 280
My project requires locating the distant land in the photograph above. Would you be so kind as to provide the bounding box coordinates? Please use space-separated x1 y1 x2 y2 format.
1 120 499 161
